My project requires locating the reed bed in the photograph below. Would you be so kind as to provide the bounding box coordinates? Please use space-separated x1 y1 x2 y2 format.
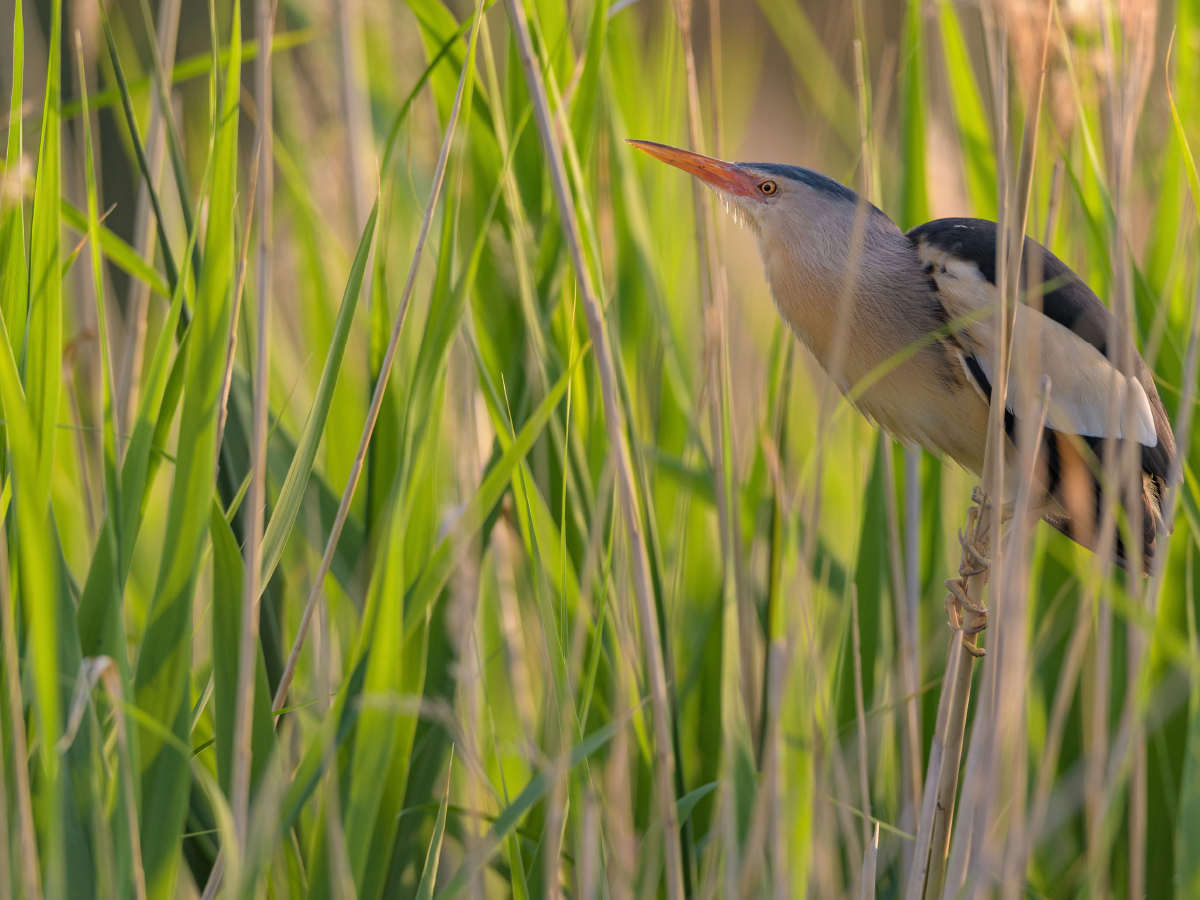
1 0 1199 896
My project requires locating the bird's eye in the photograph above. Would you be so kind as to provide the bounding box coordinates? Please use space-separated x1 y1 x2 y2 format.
759 180 777 195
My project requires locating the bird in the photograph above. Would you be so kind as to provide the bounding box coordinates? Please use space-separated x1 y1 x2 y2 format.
630 139 1175 572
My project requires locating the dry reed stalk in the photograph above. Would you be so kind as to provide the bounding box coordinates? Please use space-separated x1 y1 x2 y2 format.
962 378 1051 897
903 484 991 900
910 4 1050 894
214 138 262 461
1025 593 1091 846
270 0 483 717
851 587 873 859
503 1 685 898
902 447 922 773
936 8 1053 892
229 0 277 849
1079 5 1158 894
337 0 374 233
882 435 923 813
456 472 491 900
578 790 600 900
852 31 922 823
861 823 879 900
736 640 796 899
668 0 759 737
907 4 1007 880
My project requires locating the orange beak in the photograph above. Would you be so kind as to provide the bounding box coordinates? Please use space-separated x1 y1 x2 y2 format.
628 140 762 201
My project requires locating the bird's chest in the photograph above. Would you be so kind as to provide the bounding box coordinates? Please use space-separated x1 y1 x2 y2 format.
764 258 991 471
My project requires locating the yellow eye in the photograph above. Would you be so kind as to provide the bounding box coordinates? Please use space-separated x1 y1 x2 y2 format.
760 180 777 195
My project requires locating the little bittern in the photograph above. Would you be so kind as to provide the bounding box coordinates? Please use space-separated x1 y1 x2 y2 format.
631 140 1175 571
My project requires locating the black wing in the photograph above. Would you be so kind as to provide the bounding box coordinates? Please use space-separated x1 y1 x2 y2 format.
908 218 1176 568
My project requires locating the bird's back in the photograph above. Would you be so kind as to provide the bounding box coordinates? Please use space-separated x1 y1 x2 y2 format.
907 218 1176 570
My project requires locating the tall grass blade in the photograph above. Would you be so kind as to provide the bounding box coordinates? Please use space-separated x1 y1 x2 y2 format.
0 467 42 900
131 6 241 895
0 206 62 900
27 0 61 501
15 0 68 891
260 201 378 584
898 0 929 231
0 0 25 360
750 0 857 150
209 504 274 801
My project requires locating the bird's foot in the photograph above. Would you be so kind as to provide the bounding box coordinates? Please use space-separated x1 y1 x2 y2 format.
944 576 988 658
944 491 992 658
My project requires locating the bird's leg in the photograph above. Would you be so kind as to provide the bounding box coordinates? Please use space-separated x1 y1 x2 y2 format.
944 490 992 657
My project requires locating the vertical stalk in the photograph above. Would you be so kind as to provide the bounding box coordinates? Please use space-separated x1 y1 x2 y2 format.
669 0 758 738
338 0 374 233
851 587 873 858
882 436 923 818
903 446 922 792
505 2 685 897
231 0 276 846
937 6 1053 893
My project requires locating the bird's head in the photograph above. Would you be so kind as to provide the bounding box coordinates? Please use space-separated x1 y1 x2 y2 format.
628 139 925 368
628 140 873 246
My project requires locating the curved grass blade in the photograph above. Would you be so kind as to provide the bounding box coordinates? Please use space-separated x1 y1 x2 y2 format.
379 1 499 175
62 200 171 298
259 199 378 587
415 754 453 900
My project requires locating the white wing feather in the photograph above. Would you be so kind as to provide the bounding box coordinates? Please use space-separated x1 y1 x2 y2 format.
975 304 1158 447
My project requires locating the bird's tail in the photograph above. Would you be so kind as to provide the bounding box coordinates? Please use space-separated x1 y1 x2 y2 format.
1039 470 1168 575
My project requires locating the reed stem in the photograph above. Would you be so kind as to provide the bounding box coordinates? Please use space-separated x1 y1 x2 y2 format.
504 1 685 897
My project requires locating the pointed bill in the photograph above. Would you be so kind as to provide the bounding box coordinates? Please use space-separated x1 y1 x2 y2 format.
628 139 763 200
